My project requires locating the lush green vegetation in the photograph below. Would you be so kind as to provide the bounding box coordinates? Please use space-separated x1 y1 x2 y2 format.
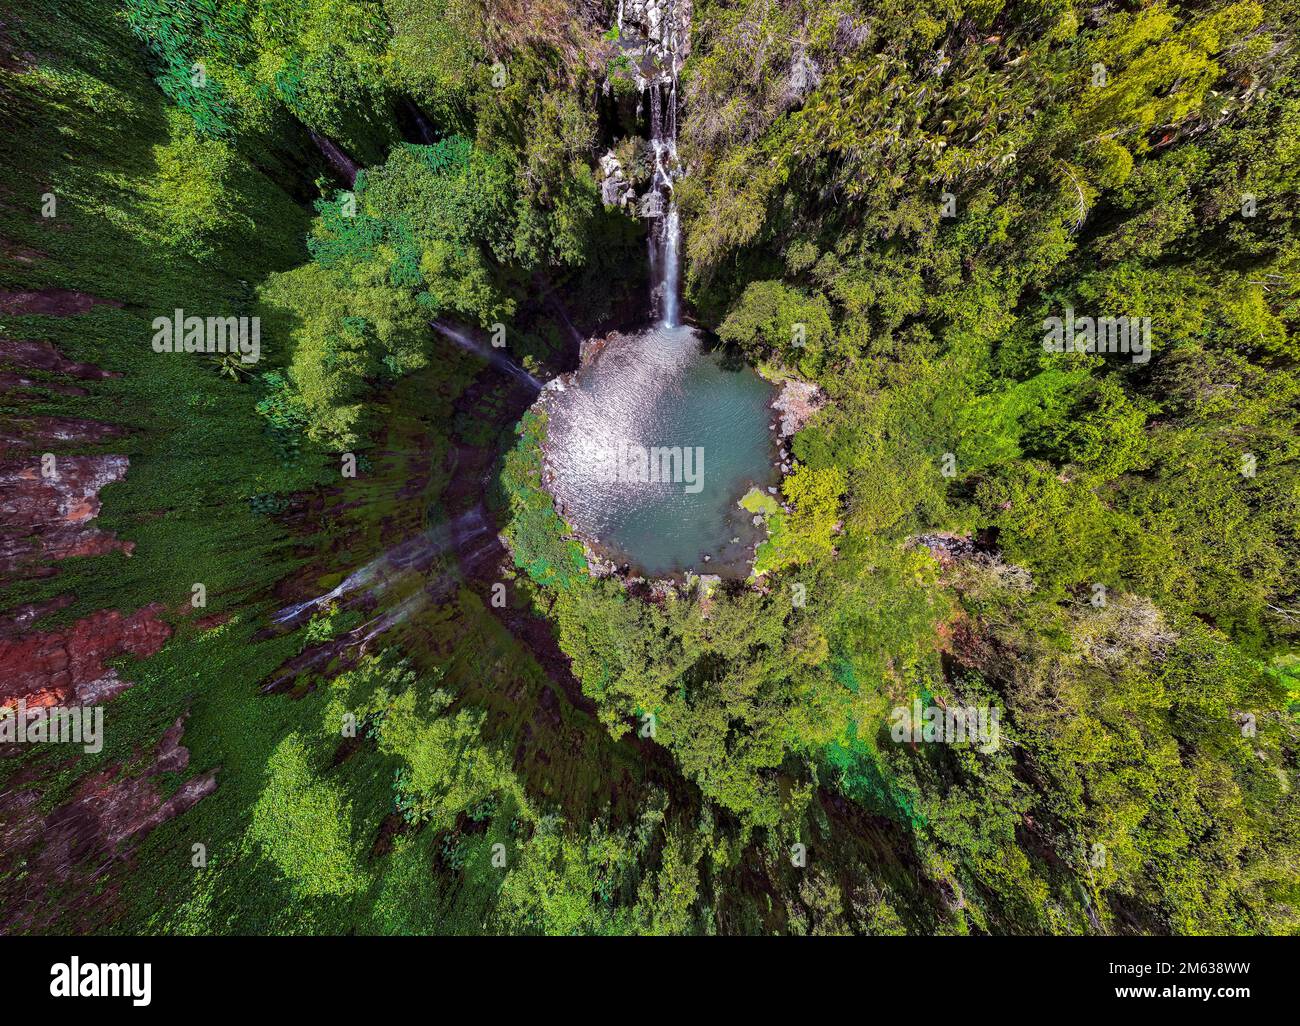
2 0 1297 937
667 0 1300 933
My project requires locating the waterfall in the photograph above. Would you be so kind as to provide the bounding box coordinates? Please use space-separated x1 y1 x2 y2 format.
270 510 489 625
645 1 686 329
431 320 542 390
661 206 680 328
599 0 691 327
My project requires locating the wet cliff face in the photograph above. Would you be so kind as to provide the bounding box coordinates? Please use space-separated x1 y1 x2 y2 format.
620 0 693 85
597 0 691 215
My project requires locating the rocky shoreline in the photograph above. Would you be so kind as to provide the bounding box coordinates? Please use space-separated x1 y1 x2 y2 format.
771 377 826 439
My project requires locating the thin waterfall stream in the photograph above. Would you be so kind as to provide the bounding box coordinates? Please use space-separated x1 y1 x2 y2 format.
642 0 685 327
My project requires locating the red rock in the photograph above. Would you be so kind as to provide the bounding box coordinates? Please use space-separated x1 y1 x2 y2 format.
0 453 132 572
0 336 119 379
0 602 171 708
0 594 73 637
0 238 46 265
0 715 219 933
194 612 233 631
0 289 123 317
0 371 88 396
0 415 126 458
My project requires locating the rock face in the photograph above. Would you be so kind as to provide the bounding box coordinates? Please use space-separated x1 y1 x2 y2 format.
308 129 360 186
0 300 214 930
0 602 172 709
0 289 122 317
0 453 133 573
0 335 121 380
600 150 637 209
617 0 692 90
771 378 826 438
0 334 133 576
598 0 693 214
0 330 170 710
0 715 217 934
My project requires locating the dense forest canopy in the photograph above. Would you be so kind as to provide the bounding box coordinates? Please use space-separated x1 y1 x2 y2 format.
1 0 1298 936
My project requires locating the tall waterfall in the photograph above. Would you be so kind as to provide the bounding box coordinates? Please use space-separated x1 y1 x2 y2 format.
646 0 686 328
648 71 682 328
660 205 681 328
607 0 691 328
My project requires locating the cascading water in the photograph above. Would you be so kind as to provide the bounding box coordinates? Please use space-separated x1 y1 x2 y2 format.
660 206 681 328
537 1 780 578
643 2 685 328
432 320 542 390
609 0 689 327
541 0 779 578
270 510 489 626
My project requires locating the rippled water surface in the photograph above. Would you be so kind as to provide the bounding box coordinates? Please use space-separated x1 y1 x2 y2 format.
543 325 776 577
